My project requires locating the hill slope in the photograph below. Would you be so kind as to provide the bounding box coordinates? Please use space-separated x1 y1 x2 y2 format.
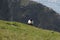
0 20 60 40
0 0 60 32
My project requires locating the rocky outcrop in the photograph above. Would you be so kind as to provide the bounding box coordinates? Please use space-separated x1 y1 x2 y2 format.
0 0 9 20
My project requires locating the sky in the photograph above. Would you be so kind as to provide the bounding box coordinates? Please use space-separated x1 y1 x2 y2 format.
32 0 60 14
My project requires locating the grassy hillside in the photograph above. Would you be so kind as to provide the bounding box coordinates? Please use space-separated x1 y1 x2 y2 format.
0 20 60 40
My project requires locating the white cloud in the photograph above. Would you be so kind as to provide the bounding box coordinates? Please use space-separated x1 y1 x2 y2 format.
47 0 57 3
32 0 60 3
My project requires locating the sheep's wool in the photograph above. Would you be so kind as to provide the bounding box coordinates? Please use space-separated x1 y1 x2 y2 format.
28 20 32 24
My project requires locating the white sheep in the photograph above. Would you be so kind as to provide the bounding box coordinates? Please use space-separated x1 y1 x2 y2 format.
28 19 33 25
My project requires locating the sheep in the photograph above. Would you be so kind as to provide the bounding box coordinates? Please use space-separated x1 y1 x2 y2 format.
28 19 33 25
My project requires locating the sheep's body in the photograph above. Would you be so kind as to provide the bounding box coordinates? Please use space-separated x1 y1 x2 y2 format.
28 20 33 25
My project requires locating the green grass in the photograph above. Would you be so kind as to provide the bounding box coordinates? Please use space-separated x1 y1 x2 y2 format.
0 20 60 40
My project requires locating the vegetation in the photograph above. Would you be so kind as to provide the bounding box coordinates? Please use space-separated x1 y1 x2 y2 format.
0 20 60 40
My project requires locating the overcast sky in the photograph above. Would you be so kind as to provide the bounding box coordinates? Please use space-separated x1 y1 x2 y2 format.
32 0 60 14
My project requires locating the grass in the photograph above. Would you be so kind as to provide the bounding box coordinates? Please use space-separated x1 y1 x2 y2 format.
0 20 60 40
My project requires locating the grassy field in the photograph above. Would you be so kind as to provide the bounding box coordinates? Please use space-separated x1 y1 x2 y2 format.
0 20 60 40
